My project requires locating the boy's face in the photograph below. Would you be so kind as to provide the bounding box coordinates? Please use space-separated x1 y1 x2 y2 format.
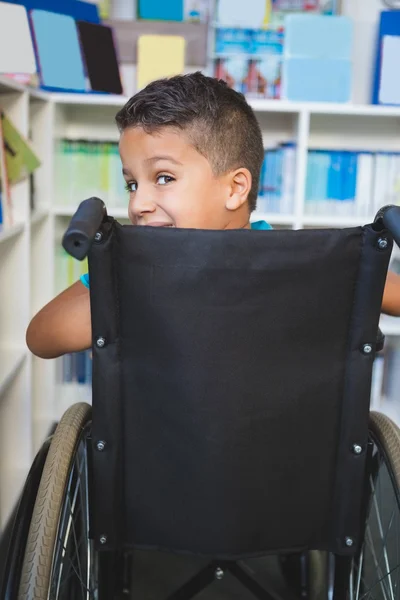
119 126 251 230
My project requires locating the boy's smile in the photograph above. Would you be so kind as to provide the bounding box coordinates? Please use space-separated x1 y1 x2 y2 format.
119 126 252 231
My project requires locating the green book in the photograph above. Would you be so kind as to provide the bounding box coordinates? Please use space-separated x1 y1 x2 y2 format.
1 111 40 185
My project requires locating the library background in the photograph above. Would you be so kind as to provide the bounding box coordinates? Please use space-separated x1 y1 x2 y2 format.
0 0 400 542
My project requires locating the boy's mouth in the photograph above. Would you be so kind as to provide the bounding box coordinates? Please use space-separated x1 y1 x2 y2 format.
144 222 174 227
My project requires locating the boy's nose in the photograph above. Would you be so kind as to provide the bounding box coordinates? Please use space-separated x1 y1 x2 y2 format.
129 191 157 221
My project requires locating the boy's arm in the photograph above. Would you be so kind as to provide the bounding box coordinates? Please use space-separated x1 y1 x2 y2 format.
26 280 92 359
382 270 400 317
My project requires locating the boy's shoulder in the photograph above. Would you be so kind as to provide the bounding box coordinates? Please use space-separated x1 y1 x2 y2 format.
251 220 273 230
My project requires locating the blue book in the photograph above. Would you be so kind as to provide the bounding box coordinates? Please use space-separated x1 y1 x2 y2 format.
258 152 267 198
372 11 400 105
344 152 358 202
327 151 342 203
30 10 86 92
85 351 92 385
269 149 277 211
62 353 73 383
315 150 330 202
263 150 272 206
276 146 283 212
215 28 252 54
138 0 183 22
305 151 316 203
3 0 99 22
76 351 87 384
283 15 353 103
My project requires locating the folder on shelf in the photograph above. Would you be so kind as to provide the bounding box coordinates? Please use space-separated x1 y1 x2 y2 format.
1 0 100 22
77 21 123 95
30 9 86 92
137 35 185 90
1 111 40 184
0 2 36 75
282 14 353 102
373 11 400 105
217 0 266 28
0 112 12 227
138 0 183 21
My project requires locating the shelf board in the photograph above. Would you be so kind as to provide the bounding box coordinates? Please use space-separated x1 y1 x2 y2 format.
2 73 400 117
53 205 129 219
302 215 371 227
252 213 295 225
379 315 400 337
49 92 129 107
0 222 25 245
30 208 49 226
0 74 26 94
248 98 400 117
0 349 26 397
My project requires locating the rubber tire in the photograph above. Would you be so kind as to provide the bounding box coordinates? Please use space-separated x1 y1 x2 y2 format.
18 402 92 600
307 411 400 600
369 411 400 489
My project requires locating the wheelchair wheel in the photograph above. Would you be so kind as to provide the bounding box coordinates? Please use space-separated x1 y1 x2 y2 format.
17 402 99 600
286 412 400 600
347 411 400 600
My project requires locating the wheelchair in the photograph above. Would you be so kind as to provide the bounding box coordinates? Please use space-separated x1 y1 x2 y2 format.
2 198 400 600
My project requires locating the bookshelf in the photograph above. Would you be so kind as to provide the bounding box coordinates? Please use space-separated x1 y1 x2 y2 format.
2 73 400 526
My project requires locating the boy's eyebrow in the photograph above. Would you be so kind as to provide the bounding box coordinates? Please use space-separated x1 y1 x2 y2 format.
122 156 183 177
145 155 183 165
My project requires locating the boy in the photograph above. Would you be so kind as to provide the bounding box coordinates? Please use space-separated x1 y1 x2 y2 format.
26 72 400 359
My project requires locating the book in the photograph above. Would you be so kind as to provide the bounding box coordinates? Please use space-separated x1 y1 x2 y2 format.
304 148 400 218
258 142 296 213
30 9 87 92
214 29 283 99
137 35 185 90
0 111 12 228
1 111 40 185
54 139 128 208
0 2 36 76
77 21 123 95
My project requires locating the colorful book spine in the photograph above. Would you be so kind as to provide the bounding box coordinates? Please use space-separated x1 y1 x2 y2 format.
258 142 296 213
55 139 128 208
305 149 400 218
61 350 92 385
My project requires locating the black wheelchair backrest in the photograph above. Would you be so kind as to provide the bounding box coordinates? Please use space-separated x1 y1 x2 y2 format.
80 215 392 559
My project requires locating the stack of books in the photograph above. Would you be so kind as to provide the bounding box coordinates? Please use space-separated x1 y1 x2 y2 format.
54 139 128 208
305 149 400 218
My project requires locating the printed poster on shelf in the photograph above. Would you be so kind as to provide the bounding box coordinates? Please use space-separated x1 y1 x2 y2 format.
269 0 337 27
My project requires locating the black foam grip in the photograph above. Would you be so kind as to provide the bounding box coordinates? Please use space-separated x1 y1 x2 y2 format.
382 205 400 249
62 197 107 260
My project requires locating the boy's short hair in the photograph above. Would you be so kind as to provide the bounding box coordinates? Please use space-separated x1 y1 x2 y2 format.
115 72 264 213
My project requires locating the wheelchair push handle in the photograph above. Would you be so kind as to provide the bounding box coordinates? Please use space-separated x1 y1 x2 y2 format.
62 197 107 261
375 205 400 248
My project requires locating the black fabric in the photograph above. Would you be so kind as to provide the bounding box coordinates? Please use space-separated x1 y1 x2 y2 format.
88 223 392 557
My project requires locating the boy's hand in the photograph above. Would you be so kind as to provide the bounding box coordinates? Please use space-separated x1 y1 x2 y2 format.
26 281 92 359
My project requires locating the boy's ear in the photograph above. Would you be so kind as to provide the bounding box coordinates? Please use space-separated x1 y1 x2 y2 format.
225 168 252 211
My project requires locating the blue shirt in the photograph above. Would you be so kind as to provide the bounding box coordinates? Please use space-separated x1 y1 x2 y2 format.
80 220 272 289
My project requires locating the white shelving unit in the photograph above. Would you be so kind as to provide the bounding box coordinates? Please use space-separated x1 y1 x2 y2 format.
2 73 400 526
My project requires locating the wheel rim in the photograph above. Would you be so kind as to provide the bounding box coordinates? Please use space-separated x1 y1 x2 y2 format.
350 433 400 600
48 424 97 600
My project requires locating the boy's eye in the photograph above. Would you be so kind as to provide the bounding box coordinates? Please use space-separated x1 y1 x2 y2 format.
125 181 137 192
157 175 174 185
